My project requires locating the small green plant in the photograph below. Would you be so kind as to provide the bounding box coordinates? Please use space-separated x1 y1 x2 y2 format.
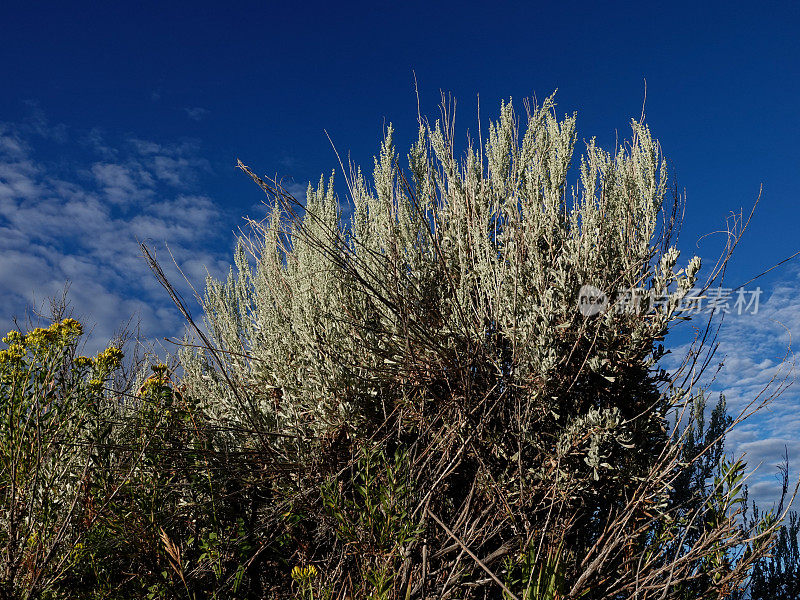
321 446 421 597
322 447 421 552
503 539 589 600
291 564 318 600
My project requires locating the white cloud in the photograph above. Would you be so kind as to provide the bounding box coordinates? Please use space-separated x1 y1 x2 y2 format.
0 119 232 357
0 126 26 157
667 269 800 512
0 159 41 201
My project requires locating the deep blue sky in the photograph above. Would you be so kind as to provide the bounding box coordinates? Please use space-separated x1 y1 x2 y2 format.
3 0 799 274
1 0 799 508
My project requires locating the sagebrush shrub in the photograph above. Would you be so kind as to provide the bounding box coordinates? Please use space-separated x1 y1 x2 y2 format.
171 94 781 598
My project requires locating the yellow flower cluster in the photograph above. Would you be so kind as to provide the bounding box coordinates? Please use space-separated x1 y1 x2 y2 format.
26 319 84 351
291 564 318 581
75 356 94 369
0 342 25 364
151 363 169 375
139 377 162 394
94 346 123 374
138 364 172 397
2 330 22 345
1 328 29 364
0 319 85 363
58 318 83 337
0 321 125 402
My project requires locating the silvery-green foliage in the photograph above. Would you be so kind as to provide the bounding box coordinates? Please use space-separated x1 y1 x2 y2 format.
181 94 697 451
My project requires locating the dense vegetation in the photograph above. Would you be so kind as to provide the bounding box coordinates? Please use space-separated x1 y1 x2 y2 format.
0 95 796 599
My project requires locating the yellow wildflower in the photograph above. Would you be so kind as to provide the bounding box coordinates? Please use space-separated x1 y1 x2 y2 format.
59 318 83 337
291 564 318 580
0 344 26 363
94 346 123 373
75 356 94 369
2 330 22 345
24 327 56 351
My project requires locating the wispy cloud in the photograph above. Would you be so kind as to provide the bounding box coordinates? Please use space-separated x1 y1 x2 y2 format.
668 270 800 512
184 107 210 121
0 115 232 356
